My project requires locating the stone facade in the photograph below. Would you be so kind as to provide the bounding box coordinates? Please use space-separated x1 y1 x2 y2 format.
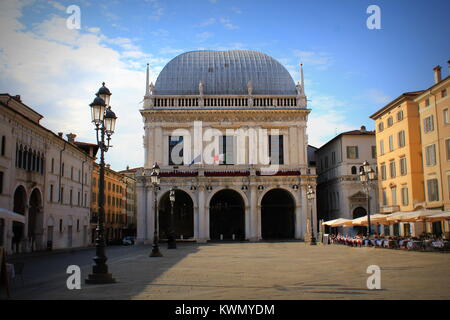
136 50 317 243
316 127 379 228
0 94 94 254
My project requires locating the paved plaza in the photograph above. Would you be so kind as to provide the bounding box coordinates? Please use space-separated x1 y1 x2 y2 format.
5 242 450 300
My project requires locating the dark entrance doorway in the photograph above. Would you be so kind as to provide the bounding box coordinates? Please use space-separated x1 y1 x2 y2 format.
261 188 295 239
159 189 194 239
209 189 245 240
12 185 26 252
353 207 367 235
29 188 43 251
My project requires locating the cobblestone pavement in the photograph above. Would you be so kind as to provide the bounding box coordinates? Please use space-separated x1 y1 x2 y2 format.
5 242 450 300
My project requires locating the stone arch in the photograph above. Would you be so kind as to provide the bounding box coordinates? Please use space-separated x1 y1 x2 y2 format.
353 207 367 219
209 188 246 240
158 188 194 239
206 186 249 209
28 187 43 251
12 185 27 252
13 185 27 215
157 186 198 208
260 188 296 239
257 186 298 207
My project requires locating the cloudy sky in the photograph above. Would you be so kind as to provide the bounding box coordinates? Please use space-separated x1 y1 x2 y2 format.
0 0 449 170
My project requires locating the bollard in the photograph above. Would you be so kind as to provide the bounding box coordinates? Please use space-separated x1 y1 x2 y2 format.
220 234 223 240
232 234 235 240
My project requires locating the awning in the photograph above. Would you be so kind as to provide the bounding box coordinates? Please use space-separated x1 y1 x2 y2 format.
0 208 26 223
386 211 409 222
322 218 341 226
425 211 450 222
329 218 353 227
352 214 391 226
386 210 438 222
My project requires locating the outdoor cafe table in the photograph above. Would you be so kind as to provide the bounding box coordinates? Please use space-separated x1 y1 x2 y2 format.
407 240 422 250
383 239 396 248
431 240 449 249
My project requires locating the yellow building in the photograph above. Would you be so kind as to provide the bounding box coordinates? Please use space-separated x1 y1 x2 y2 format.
91 163 127 244
415 65 450 235
370 91 425 236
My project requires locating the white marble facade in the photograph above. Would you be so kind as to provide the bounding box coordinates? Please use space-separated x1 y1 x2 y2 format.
136 50 317 243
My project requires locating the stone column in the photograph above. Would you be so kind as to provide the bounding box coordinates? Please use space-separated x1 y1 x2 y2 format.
197 186 207 243
312 192 318 238
295 204 302 239
289 126 298 165
136 179 147 244
145 183 155 244
245 205 250 240
300 184 308 240
297 124 306 165
249 184 258 241
155 125 163 164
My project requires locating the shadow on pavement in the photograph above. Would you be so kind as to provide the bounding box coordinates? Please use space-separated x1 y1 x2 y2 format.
2 242 199 300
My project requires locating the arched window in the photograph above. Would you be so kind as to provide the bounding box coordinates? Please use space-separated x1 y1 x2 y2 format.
27 149 32 171
1 136 5 156
359 166 364 173
23 147 28 169
32 151 36 172
16 143 19 167
40 157 44 175
351 166 357 175
36 152 40 173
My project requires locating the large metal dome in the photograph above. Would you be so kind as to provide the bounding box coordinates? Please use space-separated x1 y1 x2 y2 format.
154 50 297 95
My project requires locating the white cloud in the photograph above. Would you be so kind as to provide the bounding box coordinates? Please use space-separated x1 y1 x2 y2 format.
231 7 242 14
159 47 184 56
220 18 239 30
198 18 216 27
0 0 166 170
47 0 65 11
306 95 355 147
196 31 213 41
367 89 391 104
293 50 333 70
146 0 164 21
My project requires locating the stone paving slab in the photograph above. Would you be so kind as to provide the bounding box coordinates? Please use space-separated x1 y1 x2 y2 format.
7 242 450 300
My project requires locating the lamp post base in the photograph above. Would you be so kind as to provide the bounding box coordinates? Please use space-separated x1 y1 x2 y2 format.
85 273 116 284
167 234 177 249
150 245 163 257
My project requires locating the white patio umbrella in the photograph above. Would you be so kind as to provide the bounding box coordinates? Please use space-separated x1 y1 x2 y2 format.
424 211 450 222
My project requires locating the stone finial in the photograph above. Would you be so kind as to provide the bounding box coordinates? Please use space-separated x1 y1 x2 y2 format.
66 133 76 143
199 81 204 96
149 82 155 95
247 80 253 96
296 81 302 96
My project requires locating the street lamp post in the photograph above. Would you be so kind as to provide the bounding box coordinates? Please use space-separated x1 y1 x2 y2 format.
359 160 376 238
86 82 117 284
167 188 176 249
149 163 163 257
306 185 317 245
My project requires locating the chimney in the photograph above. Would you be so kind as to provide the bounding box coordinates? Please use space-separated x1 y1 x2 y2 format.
106 164 111 169
360 125 366 132
14 95 21 102
66 133 76 143
58 132 63 138
433 65 442 84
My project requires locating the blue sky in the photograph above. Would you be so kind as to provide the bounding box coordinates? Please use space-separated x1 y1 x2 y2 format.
0 0 449 170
